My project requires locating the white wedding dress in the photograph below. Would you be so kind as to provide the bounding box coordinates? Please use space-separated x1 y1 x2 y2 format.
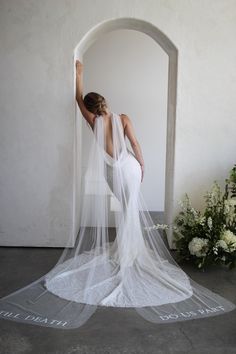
0 112 235 329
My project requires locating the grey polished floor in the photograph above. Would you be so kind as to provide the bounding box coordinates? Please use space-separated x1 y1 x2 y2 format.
0 220 236 354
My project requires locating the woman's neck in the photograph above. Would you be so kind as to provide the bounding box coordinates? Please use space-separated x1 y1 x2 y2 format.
101 108 112 118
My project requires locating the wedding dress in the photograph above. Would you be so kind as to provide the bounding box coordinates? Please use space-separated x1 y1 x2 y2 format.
0 112 235 329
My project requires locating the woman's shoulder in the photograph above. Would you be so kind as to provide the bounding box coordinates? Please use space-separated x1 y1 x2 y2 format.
119 113 131 130
119 113 130 122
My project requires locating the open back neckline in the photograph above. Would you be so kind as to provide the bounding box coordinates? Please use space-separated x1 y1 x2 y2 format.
101 112 114 159
100 112 120 160
95 112 127 163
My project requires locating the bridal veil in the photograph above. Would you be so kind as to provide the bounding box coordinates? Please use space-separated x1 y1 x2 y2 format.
0 112 235 329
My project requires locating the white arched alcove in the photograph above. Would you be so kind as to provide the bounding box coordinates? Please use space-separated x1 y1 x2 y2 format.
73 18 178 248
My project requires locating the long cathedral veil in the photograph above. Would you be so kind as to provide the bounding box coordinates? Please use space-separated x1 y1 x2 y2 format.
0 112 235 329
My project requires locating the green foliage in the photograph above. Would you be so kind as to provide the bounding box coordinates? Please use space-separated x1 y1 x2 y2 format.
173 165 236 270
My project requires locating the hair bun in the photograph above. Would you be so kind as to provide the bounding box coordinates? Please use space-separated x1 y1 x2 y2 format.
83 92 107 116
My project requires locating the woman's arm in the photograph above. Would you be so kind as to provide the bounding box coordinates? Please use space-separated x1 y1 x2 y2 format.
75 60 96 129
121 114 145 182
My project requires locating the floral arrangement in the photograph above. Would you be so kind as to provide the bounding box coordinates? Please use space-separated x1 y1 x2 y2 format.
152 165 236 270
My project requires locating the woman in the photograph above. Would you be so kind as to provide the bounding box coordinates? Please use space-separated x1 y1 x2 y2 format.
0 61 235 330
75 60 145 184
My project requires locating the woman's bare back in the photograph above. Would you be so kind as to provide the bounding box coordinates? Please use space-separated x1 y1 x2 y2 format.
92 113 144 181
103 114 124 158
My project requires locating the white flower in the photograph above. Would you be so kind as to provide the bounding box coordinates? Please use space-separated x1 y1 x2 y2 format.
190 207 199 218
224 200 230 213
205 181 222 207
227 199 236 207
178 199 185 208
211 181 221 193
224 199 236 225
199 216 206 226
220 230 236 251
188 237 209 257
215 239 228 251
207 216 213 229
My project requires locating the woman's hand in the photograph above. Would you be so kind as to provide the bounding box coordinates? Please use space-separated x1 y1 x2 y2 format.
76 60 83 76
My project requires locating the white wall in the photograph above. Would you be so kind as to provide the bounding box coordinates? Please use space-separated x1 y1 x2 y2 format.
82 29 168 211
0 0 235 246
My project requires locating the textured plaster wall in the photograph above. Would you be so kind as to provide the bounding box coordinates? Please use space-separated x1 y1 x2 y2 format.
0 0 235 246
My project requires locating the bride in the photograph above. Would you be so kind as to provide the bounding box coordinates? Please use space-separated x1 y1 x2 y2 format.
0 60 235 329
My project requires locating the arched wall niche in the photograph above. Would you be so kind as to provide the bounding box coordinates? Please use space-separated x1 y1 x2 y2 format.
73 17 178 248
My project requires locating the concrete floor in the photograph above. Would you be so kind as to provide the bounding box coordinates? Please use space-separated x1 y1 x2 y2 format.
0 219 236 354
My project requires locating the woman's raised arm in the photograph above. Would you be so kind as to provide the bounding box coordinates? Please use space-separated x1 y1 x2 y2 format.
75 60 96 129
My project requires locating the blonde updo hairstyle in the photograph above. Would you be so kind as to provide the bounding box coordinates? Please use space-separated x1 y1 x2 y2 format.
83 92 107 116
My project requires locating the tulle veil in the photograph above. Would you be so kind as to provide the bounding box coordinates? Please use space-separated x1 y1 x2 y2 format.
0 112 235 329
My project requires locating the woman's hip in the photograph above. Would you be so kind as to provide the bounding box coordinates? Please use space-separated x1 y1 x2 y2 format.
105 151 141 181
